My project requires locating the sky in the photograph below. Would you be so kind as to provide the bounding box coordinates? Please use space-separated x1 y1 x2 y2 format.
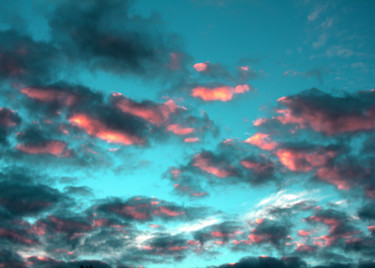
0 0 375 267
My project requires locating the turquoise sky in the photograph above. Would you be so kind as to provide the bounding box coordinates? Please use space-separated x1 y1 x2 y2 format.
0 1 375 267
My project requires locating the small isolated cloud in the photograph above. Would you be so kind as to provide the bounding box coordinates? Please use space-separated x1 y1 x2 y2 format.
191 84 250 102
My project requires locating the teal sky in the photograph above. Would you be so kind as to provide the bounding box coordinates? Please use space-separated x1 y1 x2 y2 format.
0 1 375 268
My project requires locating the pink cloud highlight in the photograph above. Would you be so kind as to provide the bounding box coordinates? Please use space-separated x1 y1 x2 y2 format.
16 141 68 157
167 124 195 135
114 95 178 126
275 148 335 172
69 114 143 145
193 154 232 178
240 160 274 174
245 133 277 151
184 137 199 143
21 87 76 106
277 95 375 135
193 62 208 72
298 230 313 237
315 167 351 190
191 84 250 102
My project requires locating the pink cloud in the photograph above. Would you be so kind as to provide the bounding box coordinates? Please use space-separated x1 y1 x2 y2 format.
298 230 313 237
113 95 178 126
21 87 76 106
157 206 185 217
184 137 199 143
275 148 335 172
308 215 352 246
110 206 149 220
69 113 143 145
16 141 68 157
191 84 250 102
245 133 277 151
193 153 232 178
167 124 195 135
295 243 315 252
253 118 266 126
210 231 242 238
0 227 36 245
169 52 181 70
240 160 274 174
315 167 351 190
277 95 375 135
193 62 208 72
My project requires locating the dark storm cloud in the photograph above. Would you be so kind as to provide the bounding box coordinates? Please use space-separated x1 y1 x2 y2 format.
49 0 186 78
210 256 375 268
0 168 68 219
0 250 27 268
209 256 308 268
0 179 62 218
26 257 113 268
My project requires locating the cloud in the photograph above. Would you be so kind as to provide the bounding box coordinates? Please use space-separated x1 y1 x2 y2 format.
94 196 206 222
166 142 279 197
16 140 69 157
191 84 250 102
245 133 278 151
0 30 60 84
193 151 235 178
210 256 307 268
305 208 359 247
113 94 179 126
0 107 21 144
49 0 184 78
275 146 336 172
194 62 209 72
276 89 375 135
358 202 375 220
69 113 144 145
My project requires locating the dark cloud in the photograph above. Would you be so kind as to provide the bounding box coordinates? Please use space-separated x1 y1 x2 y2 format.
305 209 359 247
141 233 189 260
210 256 375 268
49 0 186 78
248 219 291 247
209 256 307 268
358 202 375 220
271 88 375 135
0 107 21 144
0 250 28 268
94 196 206 222
26 256 113 268
0 168 68 219
166 141 278 197
0 30 60 84
192 220 243 246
